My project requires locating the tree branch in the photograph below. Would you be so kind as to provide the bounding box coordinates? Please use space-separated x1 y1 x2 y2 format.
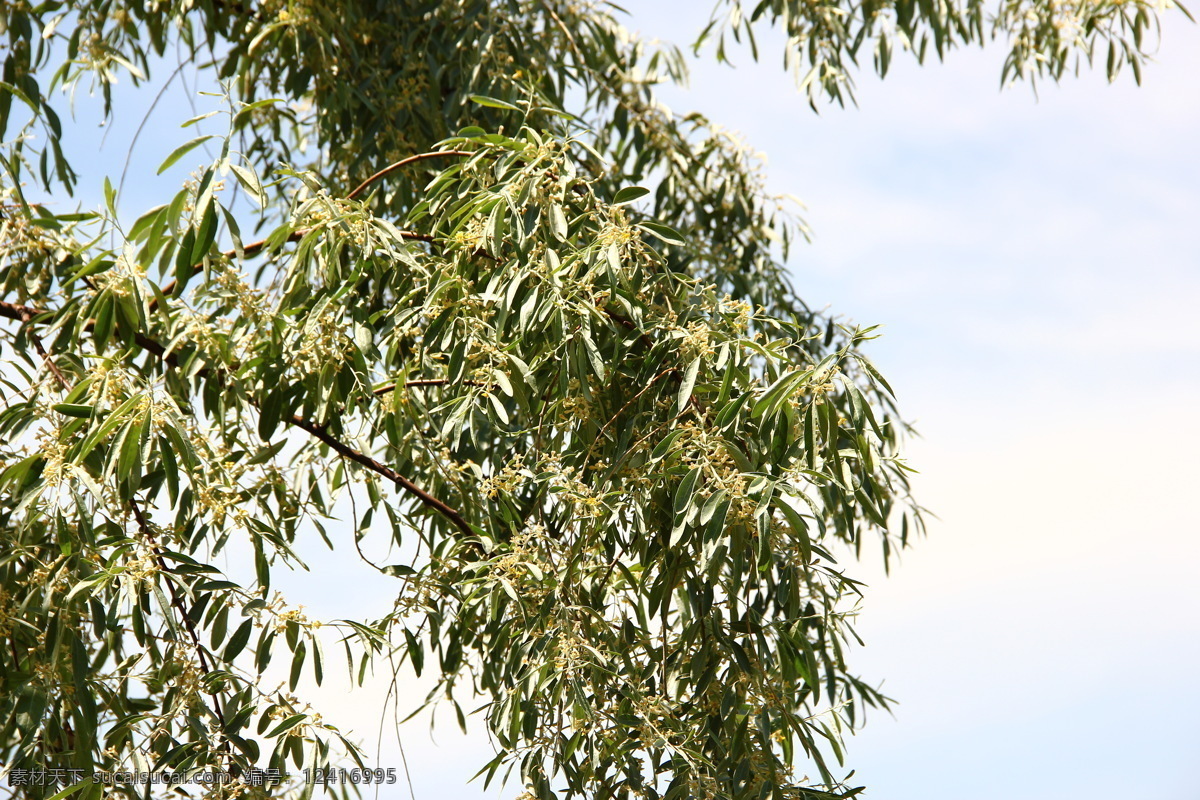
346 149 473 201
372 378 492 396
7 300 236 756
0 299 43 323
284 413 475 537
1 296 476 543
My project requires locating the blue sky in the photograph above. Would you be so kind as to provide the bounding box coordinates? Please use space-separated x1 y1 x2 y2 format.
22 4 1200 798
610 4 1200 798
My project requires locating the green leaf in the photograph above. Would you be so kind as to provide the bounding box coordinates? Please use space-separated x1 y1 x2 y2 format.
243 598 268 614
266 713 307 738
45 780 90 800
191 203 219 262
233 97 283 124
290 640 306 692
258 386 285 441
700 488 728 525
637 221 686 246
676 358 701 413
157 135 215 175
674 466 702 517
776 495 813 564
716 392 752 431
854 353 896 398
612 186 649 205
230 163 265 207
312 637 324 686
468 94 520 111
548 203 568 241
103 176 117 215
53 403 94 418
752 367 809 419
651 428 687 462
223 619 254 662
93 292 114 352
210 603 230 649
183 109 221 127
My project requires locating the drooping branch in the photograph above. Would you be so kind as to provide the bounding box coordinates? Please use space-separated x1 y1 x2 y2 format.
156 225 434 303
0 296 476 541
129 498 231 740
372 377 492 395
6 296 236 746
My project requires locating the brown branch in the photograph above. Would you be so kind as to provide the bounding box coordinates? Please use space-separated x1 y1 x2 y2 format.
5 299 72 391
285 414 474 538
30 332 70 388
372 378 492 396
601 306 654 349
0 299 43 323
155 230 304 302
346 150 473 201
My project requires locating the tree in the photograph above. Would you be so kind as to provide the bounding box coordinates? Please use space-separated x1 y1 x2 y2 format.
0 1 1185 798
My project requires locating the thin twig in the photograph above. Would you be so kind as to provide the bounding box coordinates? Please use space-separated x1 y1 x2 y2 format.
285 414 475 538
372 378 492 396
118 60 190 200
346 150 473 201
593 367 674 445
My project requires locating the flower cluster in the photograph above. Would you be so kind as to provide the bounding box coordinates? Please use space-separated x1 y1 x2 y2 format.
168 651 203 708
552 627 594 674
598 206 635 249
669 421 758 525
0 586 14 638
805 364 840 406
294 310 352 375
86 360 133 407
449 215 487 252
36 431 69 488
177 309 239 366
255 592 323 633
557 378 594 424
491 522 554 599
679 320 716 361
537 452 606 519
480 452 527 499
0 208 68 303
119 550 160 594
717 294 753 332
213 262 271 323
89 249 146 299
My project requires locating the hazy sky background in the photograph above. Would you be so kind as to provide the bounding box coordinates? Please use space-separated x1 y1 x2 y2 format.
612 4 1200 798
28 3 1200 798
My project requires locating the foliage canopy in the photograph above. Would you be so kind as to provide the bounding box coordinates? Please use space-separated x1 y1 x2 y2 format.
0 0 1184 798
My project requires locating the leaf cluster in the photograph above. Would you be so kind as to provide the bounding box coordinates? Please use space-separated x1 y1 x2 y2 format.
1 0 1175 798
